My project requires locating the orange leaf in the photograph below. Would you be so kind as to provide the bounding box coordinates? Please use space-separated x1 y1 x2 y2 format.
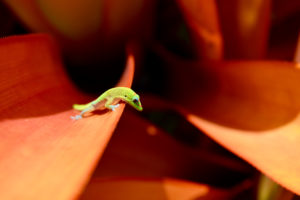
0 34 134 199
294 34 300 63
167 60 300 131
162 57 300 194
80 177 245 200
3 0 154 68
176 0 223 60
217 0 271 59
3 0 52 33
92 108 252 181
4 0 152 39
187 113 300 195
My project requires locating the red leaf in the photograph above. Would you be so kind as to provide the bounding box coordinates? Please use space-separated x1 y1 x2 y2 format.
3 0 155 66
216 0 271 59
294 34 300 63
0 34 134 199
92 108 252 180
176 0 223 60
80 177 246 200
161 56 300 194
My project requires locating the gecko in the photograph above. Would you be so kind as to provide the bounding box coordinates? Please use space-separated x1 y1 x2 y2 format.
71 87 143 120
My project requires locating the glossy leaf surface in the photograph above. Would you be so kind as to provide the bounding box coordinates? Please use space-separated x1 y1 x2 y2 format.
0 34 134 199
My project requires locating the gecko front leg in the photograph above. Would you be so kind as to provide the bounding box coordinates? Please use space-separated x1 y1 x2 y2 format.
72 87 143 120
108 104 120 111
105 97 120 111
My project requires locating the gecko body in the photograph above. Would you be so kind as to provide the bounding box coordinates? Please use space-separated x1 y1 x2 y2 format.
71 87 142 120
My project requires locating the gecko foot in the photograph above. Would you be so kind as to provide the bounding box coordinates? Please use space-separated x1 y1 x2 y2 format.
109 104 120 111
70 115 82 120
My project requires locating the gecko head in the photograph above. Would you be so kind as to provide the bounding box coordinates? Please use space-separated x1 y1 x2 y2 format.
131 95 143 111
124 93 143 111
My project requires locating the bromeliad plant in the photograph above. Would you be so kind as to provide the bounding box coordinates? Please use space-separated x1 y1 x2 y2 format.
0 0 299 199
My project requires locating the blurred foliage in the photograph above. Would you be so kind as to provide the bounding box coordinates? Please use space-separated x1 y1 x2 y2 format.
0 0 300 199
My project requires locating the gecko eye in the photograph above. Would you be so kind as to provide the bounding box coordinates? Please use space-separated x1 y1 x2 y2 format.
133 99 139 105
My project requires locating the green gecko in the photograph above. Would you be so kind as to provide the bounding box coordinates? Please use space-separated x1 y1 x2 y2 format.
71 87 142 120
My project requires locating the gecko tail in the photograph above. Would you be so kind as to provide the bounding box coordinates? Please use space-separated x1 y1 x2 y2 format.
72 104 90 111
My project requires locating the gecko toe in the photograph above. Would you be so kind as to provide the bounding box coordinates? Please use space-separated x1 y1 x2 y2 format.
71 115 82 120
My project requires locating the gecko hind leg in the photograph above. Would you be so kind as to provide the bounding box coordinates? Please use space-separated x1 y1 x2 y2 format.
70 115 82 120
71 104 95 120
